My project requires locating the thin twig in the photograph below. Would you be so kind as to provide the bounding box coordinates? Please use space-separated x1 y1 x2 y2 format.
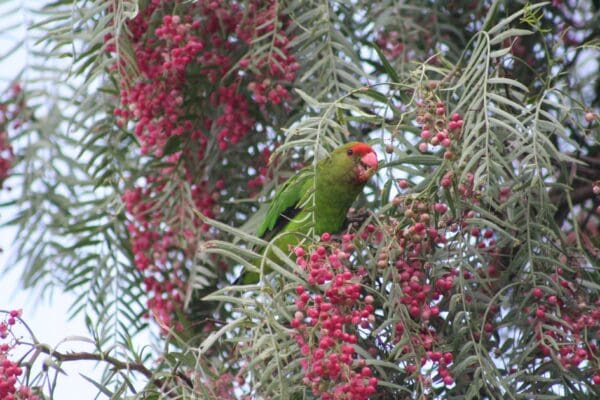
35 344 194 391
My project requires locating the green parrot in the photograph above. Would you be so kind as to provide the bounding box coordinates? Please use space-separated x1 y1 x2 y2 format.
241 142 378 283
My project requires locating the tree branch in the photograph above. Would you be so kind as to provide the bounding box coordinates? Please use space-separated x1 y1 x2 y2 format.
35 344 194 393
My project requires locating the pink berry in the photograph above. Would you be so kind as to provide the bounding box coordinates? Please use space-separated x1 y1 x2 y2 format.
443 375 454 385
535 307 545 319
294 247 305 257
584 112 595 123
434 203 448 214
443 352 454 363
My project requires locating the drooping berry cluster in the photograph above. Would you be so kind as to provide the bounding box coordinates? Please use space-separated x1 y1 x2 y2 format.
113 1 297 155
375 30 406 59
0 310 38 400
110 0 298 331
374 11 441 64
378 197 460 387
416 97 463 160
0 84 25 192
290 235 377 400
531 274 600 375
122 156 220 332
403 90 600 387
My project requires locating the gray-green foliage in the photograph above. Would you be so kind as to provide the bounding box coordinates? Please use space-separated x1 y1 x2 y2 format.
1 0 148 394
0 0 599 399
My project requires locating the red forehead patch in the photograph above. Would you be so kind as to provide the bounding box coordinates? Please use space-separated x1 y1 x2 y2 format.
350 142 374 156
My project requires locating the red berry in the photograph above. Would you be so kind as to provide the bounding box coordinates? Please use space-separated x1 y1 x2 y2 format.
443 352 454 363
535 307 545 319
443 375 454 385
434 203 448 214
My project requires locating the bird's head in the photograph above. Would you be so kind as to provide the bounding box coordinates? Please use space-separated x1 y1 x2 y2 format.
330 142 379 184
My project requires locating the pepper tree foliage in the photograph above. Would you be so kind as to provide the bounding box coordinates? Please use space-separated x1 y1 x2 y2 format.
0 0 599 399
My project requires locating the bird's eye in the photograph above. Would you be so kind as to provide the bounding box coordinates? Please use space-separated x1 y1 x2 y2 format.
347 149 354 156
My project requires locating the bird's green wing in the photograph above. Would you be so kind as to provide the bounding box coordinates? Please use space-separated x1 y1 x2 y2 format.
256 168 313 238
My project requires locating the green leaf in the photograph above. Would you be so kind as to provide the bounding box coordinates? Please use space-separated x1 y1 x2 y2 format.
162 135 183 157
372 43 400 82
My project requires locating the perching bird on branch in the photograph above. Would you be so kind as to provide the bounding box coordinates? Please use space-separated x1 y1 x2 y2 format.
241 142 378 284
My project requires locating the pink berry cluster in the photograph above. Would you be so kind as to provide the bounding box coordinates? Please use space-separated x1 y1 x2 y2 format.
389 145 514 388
435 140 600 384
0 84 25 191
241 4 299 106
375 31 407 59
0 310 38 400
112 0 298 331
415 97 463 160
113 0 297 155
374 12 441 63
114 11 210 157
390 97 522 389
200 372 236 399
122 160 221 332
530 277 600 380
247 147 272 195
393 199 450 253
384 198 460 387
290 235 377 399
407 93 600 386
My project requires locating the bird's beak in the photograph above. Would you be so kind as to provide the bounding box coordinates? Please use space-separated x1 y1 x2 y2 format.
355 151 378 183
361 151 378 171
